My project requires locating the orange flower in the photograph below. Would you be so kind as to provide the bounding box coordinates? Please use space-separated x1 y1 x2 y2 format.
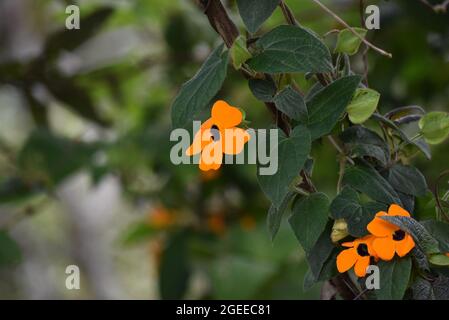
367 204 415 261
337 235 378 277
149 206 175 229
446 253 449 258
207 213 226 236
186 100 251 171
239 215 257 231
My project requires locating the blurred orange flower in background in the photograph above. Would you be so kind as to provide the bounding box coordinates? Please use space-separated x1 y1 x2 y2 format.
186 100 250 171
239 215 257 231
149 206 175 229
207 213 227 236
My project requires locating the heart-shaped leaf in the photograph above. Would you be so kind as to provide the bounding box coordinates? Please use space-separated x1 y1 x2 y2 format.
247 25 332 73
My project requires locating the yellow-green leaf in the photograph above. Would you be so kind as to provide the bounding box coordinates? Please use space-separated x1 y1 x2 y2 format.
419 111 449 145
429 254 449 266
347 88 380 124
230 35 252 69
335 28 367 56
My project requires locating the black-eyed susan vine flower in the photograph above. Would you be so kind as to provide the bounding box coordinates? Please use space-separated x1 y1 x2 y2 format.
336 235 378 277
186 100 251 171
336 204 416 277
367 204 415 261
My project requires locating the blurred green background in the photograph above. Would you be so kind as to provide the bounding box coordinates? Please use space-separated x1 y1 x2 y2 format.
0 0 447 299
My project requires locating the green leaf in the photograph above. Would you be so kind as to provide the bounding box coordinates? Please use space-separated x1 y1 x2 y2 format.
267 191 295 241
377 257 412 300
330 186 387 237
387 164 428 197
411 277 435 300
0 231 21 266
121 222 155 246
372 112 431 160
412 276 449 300
429 254 449 266
171 44 228 128
371 112 432 160
380 215 440 254
44 75 109 126
236 0 280 33
248 78 276 102
159 231 190 299
306 222 337 280
230 35 252 69
273 86 308 122
419 111 449 145
415 192 437 221
421 220 449 252
412 247 430 271
258 125 311 208
334 27 367 56
289 193 330 253
347 88 380 124
247 25 332 73
342 163 402 205
307 75 361 140
340 126 390 166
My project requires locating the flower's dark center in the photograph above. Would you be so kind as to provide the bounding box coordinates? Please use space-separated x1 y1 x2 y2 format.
210 125 220 141
393 230 406 241
357 243 370 257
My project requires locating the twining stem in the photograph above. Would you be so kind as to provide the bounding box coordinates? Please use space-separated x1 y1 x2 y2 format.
337 156 346 193
328 136 355 166
359 0 369 86
311 0 393 58
419 0 449 12
280 0 298 25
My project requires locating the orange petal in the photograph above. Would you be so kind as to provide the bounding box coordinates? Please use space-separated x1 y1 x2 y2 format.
446 253 449 258
373 237 396 261
186 119 214 156
222 127 251 155
388 204 410 217
367 211 398 237
395 234 415 257
199 141 222 171
341 242 355 248
211 100 243 128
354 256 371 277
336 248 358 273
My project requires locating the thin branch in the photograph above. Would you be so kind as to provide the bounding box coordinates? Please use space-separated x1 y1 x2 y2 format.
279 1 298 25
359 0 369 86
311 0 393 58
419 0 449 12
328 136 355 165
337 156 346 193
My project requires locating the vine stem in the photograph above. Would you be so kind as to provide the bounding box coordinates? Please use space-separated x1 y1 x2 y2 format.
278 1 360 301
310 0 393 58
337 156 346 193
328 136 354 166
419 0 449 12
280 0 298 25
